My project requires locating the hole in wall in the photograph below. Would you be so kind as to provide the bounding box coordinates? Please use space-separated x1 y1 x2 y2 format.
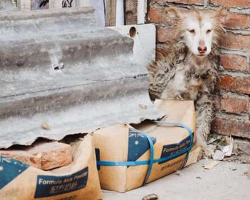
129 27 137 38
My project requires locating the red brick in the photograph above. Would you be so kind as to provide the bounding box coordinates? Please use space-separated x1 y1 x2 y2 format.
216 75 250 95
221 96 249 114
30 142 73 170
213 95 221 110
210 0 250 8
221 33 250 51
223 13 250 29
0 150 42 169
149 6 162 23
0 142 73 170
212 117 250 139
220 54 247 72
153 0 204 5
157 27 177 43
162 7 188 26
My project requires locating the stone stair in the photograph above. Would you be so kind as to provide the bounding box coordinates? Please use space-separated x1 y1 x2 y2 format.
0 7 160 148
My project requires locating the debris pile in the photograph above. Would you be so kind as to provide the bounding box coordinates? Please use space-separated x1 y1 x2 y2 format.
208 134 250 164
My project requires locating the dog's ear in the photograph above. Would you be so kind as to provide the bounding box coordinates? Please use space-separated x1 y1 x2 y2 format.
165 7 181 20
216 7 229 23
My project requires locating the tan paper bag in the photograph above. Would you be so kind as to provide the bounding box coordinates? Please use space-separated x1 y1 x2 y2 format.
93 101 199 192
0 134 102 200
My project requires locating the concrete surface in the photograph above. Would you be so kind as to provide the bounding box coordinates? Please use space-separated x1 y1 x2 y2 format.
103 159 250 200
0 0 15 12
0 6 159 149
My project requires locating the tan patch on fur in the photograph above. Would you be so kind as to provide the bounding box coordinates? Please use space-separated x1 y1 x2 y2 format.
148 7 227 157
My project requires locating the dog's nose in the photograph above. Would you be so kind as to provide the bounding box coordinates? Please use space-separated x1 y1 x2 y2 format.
198 46 207 54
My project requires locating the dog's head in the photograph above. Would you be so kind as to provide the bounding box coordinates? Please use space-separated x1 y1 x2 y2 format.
165 7 228 57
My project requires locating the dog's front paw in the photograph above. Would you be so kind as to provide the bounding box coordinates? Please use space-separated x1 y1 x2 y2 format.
203 145 215 158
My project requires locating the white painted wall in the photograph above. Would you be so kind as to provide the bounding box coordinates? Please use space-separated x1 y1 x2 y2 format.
90 0 105 27
138 0 147 24
110 24 156 65
116 0 124 26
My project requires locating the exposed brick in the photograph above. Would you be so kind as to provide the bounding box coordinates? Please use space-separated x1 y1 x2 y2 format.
0 142 73 170
220 54 247 72
212 117 250 139
153 0 204 5
159 7 247 29
162 7 187 26
0 150 42 169
31 142 73 170
147 1 250 141
210 0 250 8
223 13 250 29
157 26 177 43
217 75 250 95
221 33 250 51
221 96 249 114
213 95 221 110
149 6 162 23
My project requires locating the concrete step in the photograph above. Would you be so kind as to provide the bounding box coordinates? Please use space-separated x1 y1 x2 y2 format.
0 0 15 12
0 59 147 119
0 8 159 149
0 7 133 70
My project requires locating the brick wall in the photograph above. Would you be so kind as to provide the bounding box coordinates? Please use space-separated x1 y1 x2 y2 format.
147 0 250 140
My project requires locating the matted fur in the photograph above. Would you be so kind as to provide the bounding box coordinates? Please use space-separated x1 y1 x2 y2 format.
148 7 227 156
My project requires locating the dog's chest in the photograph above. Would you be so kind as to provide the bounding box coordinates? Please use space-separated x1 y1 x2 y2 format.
162 64 209 100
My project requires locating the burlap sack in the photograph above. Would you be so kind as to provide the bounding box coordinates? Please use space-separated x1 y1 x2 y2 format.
0 134 102 200
93 100 200 192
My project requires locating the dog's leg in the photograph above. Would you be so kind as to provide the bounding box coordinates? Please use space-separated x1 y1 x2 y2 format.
195 94 214 157
148 62 176 100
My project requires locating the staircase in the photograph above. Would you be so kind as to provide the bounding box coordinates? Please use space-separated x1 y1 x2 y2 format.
0 7 161 149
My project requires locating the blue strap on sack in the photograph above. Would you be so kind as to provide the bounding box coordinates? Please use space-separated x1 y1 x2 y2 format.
153 121 194 168
97 121 194 185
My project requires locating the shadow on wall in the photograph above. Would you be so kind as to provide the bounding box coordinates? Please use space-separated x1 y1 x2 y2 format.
0 0 16 11
33 0 105 27
33 0 49 9
0 1 105 28
33 0 75 9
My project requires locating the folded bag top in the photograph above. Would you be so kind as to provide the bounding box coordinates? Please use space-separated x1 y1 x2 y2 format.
93 100 198 192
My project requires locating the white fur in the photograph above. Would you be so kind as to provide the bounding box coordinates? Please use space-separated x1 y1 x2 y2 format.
148 8 227 157
182 13 214 56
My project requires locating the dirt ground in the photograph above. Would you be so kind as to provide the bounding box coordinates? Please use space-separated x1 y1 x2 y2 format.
102 159 250 200
224 149 250 164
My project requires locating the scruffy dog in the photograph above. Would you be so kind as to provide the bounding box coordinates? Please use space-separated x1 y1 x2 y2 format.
148 7 228 157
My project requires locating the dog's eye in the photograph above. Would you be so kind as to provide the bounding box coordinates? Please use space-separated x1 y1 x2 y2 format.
206 29 212 34
189 29 195 34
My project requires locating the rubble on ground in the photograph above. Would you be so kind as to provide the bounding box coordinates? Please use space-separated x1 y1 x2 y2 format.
142 194 158 200
0 141 73 170
208 134 250 164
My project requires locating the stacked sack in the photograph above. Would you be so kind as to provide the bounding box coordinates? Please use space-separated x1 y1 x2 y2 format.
0 100 200 198
0 135 102 200
93 100 200 192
